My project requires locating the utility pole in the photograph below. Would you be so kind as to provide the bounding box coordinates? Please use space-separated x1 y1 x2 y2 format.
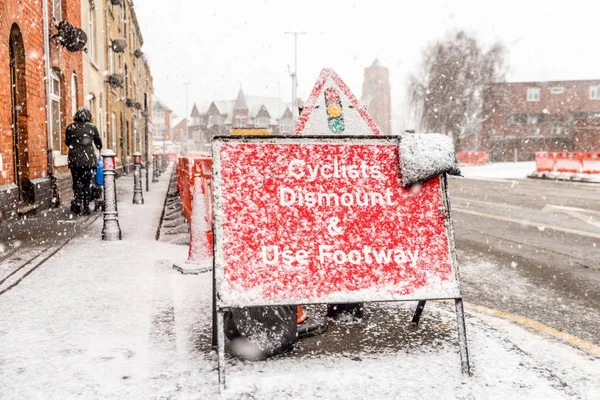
284 31 306 125
183 82 191 143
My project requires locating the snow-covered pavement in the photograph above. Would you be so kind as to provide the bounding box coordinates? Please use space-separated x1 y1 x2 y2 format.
0 166 599 399
460 161 536 181
460 161 600 183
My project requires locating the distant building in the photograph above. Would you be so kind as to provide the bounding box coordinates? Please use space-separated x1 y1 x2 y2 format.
152 99 173 141
361 59 392 135
103 0 153 172
188 89 293 151
171 118 188 144
482 80 600 161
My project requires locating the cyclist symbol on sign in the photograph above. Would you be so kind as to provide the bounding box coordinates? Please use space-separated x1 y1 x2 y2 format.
327 217 344 236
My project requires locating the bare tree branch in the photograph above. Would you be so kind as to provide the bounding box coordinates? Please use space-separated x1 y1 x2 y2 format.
407 31 507 150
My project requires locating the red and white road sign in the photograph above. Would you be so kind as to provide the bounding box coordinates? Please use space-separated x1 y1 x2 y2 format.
213 136 461 307
294 68 383 136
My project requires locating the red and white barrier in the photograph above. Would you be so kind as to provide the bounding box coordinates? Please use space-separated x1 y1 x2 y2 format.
534 152 600 175
456 152 488 165
554 152 580 173
534 152 556 172
173 173 213 274
582 152 600 174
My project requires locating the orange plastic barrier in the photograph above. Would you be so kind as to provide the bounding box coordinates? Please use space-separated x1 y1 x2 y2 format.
177 157 193 222
456 152 488 165
582 152 600 174
554 152 581 173
191 157 214 250
535 152 556 172
535 152 600 174
176 155 214 249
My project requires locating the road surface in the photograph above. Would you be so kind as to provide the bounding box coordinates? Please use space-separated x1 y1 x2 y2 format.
449 177 600 346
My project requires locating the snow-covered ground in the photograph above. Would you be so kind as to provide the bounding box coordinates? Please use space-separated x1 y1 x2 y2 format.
460 161 600 183
460 161 536 181
0 166 599 399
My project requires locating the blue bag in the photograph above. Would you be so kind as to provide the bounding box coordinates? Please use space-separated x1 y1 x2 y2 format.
95 156 104 186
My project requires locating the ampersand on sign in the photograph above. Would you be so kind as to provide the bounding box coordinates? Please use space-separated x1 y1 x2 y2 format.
327 217 344 236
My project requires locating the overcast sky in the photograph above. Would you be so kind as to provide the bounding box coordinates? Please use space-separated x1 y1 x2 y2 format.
135 0 600 132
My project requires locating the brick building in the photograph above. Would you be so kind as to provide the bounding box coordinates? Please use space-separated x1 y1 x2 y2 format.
0 0 153 224
482 80 600 161
361 59 392 135
171 118 187 144
0 0 84 222
104 0 153 173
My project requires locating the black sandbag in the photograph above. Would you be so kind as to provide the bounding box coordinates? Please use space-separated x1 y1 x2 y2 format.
224 305 298 360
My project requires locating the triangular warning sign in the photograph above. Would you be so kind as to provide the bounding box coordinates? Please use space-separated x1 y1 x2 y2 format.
294 68 383 136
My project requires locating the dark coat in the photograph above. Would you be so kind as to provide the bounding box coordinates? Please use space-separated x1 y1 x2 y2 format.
65 122 102 168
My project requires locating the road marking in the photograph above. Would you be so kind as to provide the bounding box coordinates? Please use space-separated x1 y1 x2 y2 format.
451 196 527 211
452 207 600 240
465 302 600 358
541 204 600 216
542 204 600 229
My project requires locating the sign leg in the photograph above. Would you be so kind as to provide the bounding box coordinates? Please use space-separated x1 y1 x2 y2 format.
217 310 226 391
454 298 471 375
212 268 217 349
411 300 427 325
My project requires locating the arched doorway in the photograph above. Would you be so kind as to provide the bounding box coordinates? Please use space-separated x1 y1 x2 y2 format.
9 24 29 202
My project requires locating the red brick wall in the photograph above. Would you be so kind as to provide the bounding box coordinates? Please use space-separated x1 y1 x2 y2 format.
0 0 83 210
51 0 84 177
482 81 600 161
172 119 187 142
0 0 47 186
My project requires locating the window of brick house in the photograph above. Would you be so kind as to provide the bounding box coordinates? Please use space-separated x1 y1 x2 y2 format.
527 114 543 124
124 65 128 97
71 73 78 118
234 116 246 128
111 112 117 150
98 93 104 143
550 87 564 94
52 0 62 22
88 4 96 63
50 71 61 152
109 49 115 74
527 88 540 102
255 117 269 128
280 118 293 133
507 114 527 126
589 85 600 100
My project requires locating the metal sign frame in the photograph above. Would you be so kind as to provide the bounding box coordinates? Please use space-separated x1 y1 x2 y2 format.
211 135 470 391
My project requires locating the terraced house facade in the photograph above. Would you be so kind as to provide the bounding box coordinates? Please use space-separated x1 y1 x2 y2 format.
0 0 153 224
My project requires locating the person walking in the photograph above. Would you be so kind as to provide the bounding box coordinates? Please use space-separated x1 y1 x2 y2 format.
65 108 102 215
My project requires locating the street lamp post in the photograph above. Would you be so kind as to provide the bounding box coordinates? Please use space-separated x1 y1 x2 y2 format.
285 31 306 125
162 123 167 172
184 82 190 143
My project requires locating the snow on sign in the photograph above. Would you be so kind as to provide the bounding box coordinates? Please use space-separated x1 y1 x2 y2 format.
213 136 461 306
